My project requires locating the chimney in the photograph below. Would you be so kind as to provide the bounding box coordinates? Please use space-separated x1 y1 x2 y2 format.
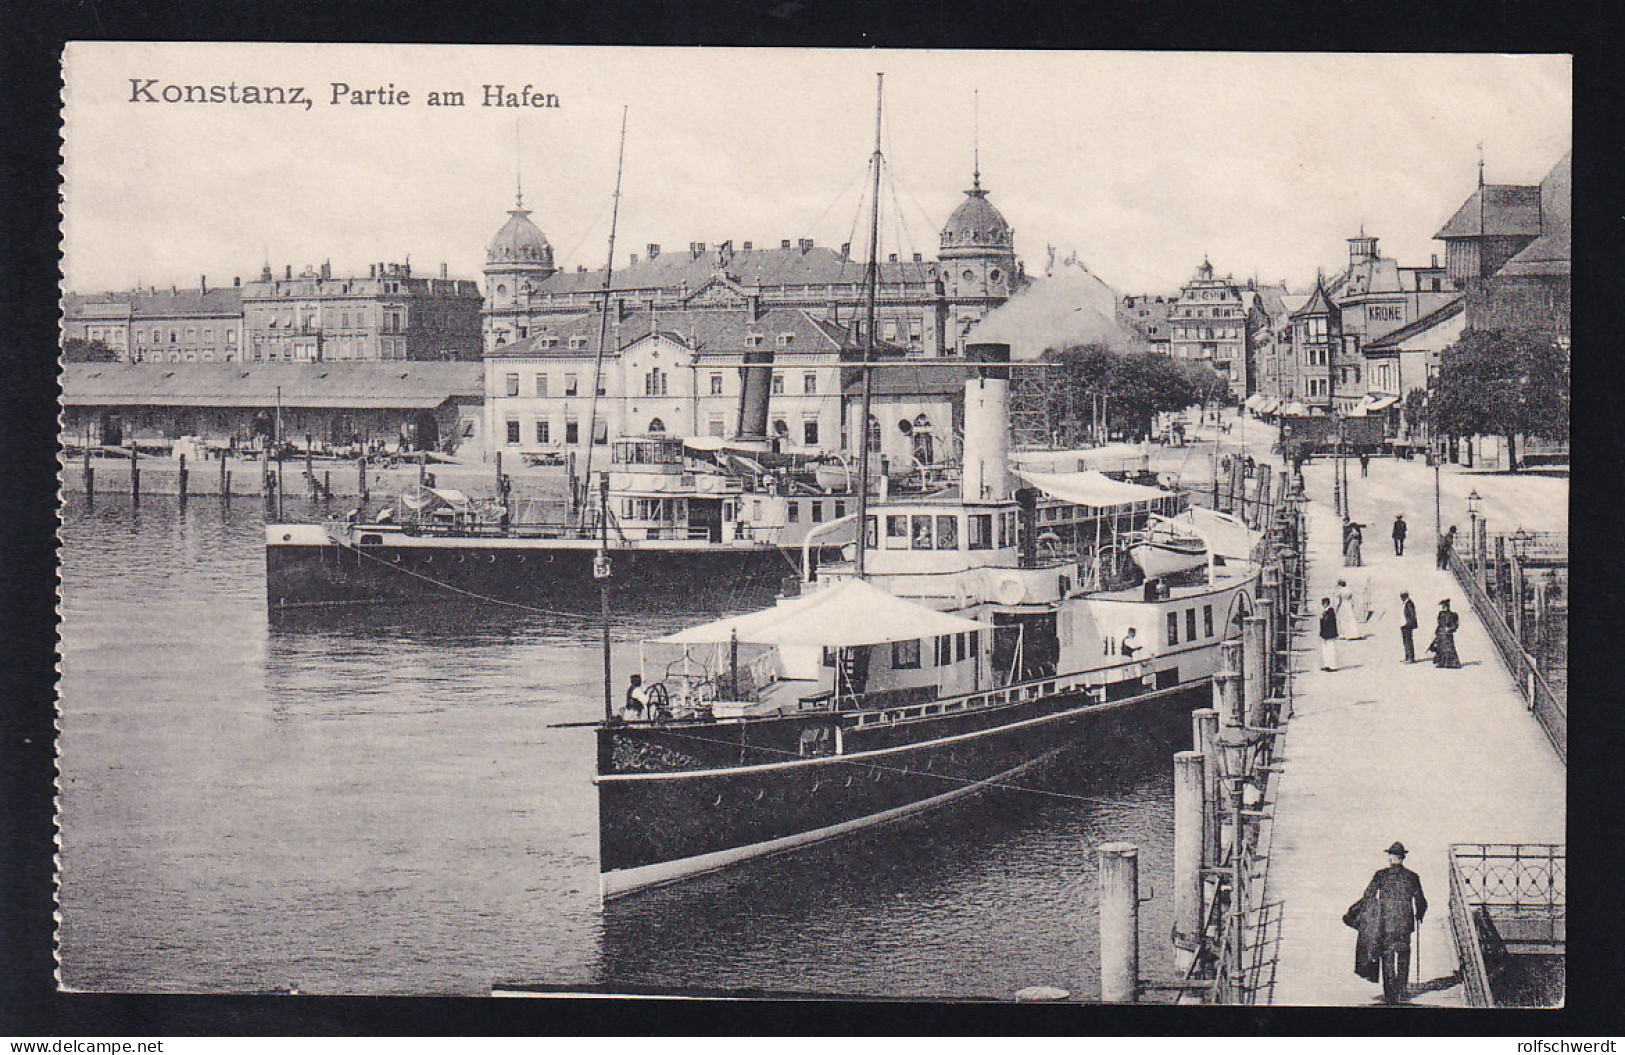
1431 253 1439 268
888 253 898 263
840 242 851 260
742 241 753 252
320 261 331 280
629 253 638 265
233 276 240 287
440 262 448 280
912 252 922 263
285 265 292 280
798 239 813 252
748 292 762 321
616 297 629 322
369 264 376 278
781 239 791 249
647 243 660 259
200 275 207 294
171 284 177 294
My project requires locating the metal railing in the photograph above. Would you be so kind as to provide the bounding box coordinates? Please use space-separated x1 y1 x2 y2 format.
1446 550 1566 763
1447 843 1565 1008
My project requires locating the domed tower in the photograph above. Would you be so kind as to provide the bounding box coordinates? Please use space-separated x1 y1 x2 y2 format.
483 192 557 350
938 166 1018 354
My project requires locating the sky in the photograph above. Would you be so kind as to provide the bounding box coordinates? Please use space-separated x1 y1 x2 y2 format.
62 44 1571 298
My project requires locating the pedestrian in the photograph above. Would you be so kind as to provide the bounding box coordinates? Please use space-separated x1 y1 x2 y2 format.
1343 521 1364 567
1392 513 1408 556
1436 525 1457 570
1428 599 1462 668
1334 579 1359 640
624 673 649 720
1343 842 1428 1003
1318 597 1339 671
1359 451 1371 477
1399 591 1419 663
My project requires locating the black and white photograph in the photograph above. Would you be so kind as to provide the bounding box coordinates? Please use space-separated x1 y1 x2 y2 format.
52 43 1569 1007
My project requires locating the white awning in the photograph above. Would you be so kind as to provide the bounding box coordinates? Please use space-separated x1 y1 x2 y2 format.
1015 469 1172 510
1243 393 1265 411
1279 401 1309 416
654 578 992 648
1258 397 1281 415
1364 394 1400 411
1179 507 1259 562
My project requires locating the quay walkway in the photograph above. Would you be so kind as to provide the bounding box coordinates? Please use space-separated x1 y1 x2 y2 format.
1263 487 1565 1007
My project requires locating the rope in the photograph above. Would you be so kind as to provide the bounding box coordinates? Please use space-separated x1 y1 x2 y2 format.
621 709 1159 808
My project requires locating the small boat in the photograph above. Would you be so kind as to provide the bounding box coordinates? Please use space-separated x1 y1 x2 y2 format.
1127 515 1209 579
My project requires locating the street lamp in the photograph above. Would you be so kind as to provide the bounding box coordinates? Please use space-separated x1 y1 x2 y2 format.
1466 489 1482 572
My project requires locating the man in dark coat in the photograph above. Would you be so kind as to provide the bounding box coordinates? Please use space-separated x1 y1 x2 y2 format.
1344 842 1428 1002
1400 592 1419 663
1392 513 1408 556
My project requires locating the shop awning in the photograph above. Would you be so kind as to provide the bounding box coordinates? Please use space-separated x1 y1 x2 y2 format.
654 578 991 648
1243 394 1265 411
1014 469 1173 510
1258 396 1281 415
1364 394 1400 411
1279 401 1309 416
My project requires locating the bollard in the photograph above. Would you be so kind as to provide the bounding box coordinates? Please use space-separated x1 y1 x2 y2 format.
1242 615 1266 728
1215 638 1243 730
1192 708 1221 869
1097 843 1140 1004
1256 598 1276 697
178 453 188 506
1173 751 1204 973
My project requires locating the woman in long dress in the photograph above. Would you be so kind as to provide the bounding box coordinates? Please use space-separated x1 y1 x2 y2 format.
1429 599 1462 668
1334 579 1360 640
1344 521 1364 567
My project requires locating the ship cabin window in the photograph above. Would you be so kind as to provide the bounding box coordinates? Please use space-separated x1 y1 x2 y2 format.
1186 608 1198 642
787 501 800 523
969 630 979 658
835 500 846 519
886 515 908 548
968 513 993 550
810 501 824 523
1167 611 1180 646
359 534 383 546
891 638 921 669
911 515 934 550
955 631 967 662
936 515 958 550
1204 605 1214 637
866 516 879 548
935 635 951 666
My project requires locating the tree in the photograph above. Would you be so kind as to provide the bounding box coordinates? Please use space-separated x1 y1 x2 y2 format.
62 337 118 362
1428 329 1569 471
1041 345 1229 441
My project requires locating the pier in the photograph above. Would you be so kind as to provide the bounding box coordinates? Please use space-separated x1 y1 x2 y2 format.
1260 449 1565 1006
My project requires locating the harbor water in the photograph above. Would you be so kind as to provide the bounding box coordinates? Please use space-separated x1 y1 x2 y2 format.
58 495 1184 998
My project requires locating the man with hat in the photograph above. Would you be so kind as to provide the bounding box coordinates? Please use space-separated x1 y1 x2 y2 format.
1344 842 1428 1002
1392 513 1408 556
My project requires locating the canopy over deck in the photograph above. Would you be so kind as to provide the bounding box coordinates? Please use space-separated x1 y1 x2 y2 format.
1014 469 1170 510
654 578 991 648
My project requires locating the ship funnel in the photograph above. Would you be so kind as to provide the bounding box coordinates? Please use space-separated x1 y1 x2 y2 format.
963 342 1011 502
736 349 775 442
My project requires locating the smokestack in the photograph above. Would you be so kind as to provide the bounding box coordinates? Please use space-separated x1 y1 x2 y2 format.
736 349 774 442
962 342 1012 503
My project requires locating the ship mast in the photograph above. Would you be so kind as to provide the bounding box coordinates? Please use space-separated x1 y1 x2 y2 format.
579 106 630 522
854 73 884 579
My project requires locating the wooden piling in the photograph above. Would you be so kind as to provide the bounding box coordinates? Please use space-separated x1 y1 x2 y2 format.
1242 615 1266 728
1215 639 1244 734
1173 751 1204 972
178 453 188 506
83 446 94 506
1192 708 1221 869
1097 842 1140 1004
359 455 369 505
1255 598 1276 696
128 441 139 509
219 450 227 497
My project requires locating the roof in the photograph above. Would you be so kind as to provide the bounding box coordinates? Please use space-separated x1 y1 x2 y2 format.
1014 469 1171 510
1364 297 1466 351
654 578 991 648
490 305 854 360
61 362 482 409
1289 285 1340 321
534 243 935 296
941 187 1014 249
487 208 552 265
65 287 244 318
842 363 968 398
1434 184 1542 239
1498 151 1571 278
967 261 1132 357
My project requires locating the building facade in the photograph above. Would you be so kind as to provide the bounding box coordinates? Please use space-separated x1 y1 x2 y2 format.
481 176 1028 359
1167 260 1252 400
242 261 483 363
64 281 245 363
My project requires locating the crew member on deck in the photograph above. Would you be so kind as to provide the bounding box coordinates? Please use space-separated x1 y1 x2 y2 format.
625 674 650 720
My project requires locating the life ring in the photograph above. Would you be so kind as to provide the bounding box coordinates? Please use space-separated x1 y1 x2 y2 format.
994 575 1026 606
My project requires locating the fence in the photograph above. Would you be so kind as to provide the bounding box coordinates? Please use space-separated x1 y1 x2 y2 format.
1446 547 1566 763
1447 843 1565 1007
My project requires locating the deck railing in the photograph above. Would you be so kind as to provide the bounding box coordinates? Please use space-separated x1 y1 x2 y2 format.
1446 549 1566 763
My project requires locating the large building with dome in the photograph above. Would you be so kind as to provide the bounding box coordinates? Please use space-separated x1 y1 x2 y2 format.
481 170 1029 358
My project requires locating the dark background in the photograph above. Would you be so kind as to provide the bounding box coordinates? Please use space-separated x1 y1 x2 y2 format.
4 0 1620 1036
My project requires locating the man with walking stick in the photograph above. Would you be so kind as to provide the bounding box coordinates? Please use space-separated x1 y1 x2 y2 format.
1344 841 1428 1003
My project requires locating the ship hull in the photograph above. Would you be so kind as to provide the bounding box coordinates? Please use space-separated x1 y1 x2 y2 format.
266 524 838 613
596 677 1201 899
